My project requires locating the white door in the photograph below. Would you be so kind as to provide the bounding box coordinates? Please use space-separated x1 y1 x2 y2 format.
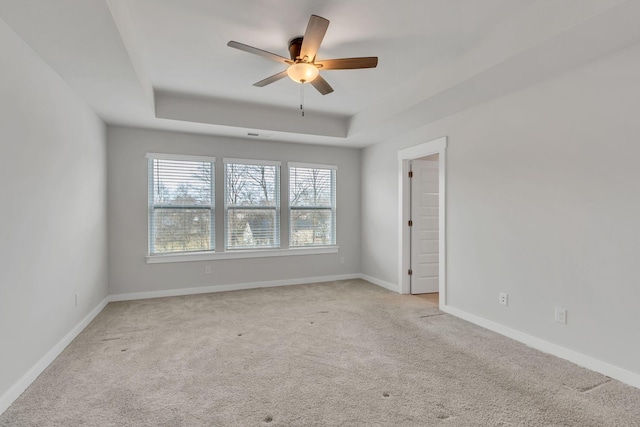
410 159 439 294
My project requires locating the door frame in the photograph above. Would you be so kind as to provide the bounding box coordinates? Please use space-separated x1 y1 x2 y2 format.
397 137 447 306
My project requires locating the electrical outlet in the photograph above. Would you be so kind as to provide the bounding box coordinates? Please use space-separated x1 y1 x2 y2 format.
205 265 211 274
75 293 79 308
498 292 508 306
555 307 567 324
340 257 345 264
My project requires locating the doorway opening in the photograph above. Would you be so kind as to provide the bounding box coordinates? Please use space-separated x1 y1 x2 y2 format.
397 137 447 307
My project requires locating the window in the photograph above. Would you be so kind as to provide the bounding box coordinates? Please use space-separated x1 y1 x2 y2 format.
147 153 215 255
146 154 338 262
224 159 280 250
289 163 336 247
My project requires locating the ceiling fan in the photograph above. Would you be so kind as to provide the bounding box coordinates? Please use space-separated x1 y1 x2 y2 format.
227 14 378 95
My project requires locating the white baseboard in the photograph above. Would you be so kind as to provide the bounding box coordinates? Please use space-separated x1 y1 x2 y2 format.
359 274 400 293
109 273 361 302
440 304 640 390
0 296 110 415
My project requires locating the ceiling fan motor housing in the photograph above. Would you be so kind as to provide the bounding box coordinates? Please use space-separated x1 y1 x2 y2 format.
289 37 304 61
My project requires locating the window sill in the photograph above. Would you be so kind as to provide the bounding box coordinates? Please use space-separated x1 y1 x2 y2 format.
146 246 339 264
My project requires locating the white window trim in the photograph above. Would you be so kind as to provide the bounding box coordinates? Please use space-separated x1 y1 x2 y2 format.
146 246 339 264
223 157 281 166
145 156 340 264
146 152 217 163
288 161 337 170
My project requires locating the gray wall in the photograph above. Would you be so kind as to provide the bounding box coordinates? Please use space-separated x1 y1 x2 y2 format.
362 43 640 375
107 126 361 295
0 18 108 400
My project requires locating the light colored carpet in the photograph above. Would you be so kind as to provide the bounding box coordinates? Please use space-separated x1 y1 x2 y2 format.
2 279 639 426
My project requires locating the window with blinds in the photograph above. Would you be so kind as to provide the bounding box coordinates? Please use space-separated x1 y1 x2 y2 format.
289 163 336 247
224 159 280 250
147 154 215 255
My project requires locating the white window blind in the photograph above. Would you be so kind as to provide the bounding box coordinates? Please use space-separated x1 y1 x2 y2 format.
224 160 280 250
289 164 336 247
147 154 215 255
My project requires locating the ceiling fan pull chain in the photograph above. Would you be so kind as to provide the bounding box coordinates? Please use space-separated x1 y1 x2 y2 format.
300 82 305 117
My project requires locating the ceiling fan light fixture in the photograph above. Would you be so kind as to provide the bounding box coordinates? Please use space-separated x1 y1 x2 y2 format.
287 62 319 83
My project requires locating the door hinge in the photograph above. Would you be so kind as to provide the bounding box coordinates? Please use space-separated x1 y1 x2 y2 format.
408 171 413 178
408 269 413 276
408 220 413 227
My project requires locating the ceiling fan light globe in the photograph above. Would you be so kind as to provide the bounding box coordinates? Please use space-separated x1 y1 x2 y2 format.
287 63 319 83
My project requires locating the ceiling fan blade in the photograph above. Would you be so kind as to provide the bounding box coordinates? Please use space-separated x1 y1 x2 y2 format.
253 70 289 87
227 41 291 64
315 57 378 70
310 75 334 95
300 15 329 62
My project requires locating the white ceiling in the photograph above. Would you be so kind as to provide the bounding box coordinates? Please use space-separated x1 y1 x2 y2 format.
130 0 527 115
1 0 639 147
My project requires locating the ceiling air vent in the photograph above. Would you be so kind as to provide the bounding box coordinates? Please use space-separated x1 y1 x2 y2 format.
247 132 274 138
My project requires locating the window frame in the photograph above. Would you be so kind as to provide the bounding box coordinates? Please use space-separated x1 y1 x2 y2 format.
145 155 339 264
146 153 216 256
223 158 281 251
288 162 337 248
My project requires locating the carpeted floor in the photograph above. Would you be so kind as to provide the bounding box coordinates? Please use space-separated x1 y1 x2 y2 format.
2 279 640 426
